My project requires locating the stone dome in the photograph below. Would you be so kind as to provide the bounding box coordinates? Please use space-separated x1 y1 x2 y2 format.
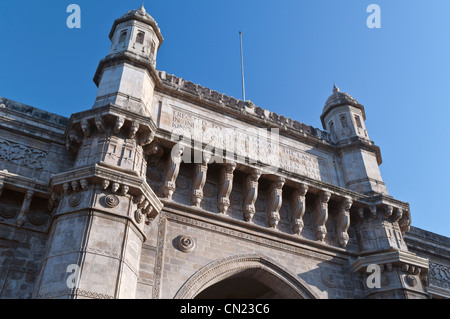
109 5 163 45
322 85 365 120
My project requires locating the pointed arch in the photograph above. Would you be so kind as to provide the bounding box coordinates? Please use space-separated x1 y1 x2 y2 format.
174 253 318 299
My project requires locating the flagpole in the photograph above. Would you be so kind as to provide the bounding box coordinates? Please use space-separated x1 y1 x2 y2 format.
239 31 246 102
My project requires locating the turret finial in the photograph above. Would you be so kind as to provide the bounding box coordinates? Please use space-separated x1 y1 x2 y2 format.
333 84 340 94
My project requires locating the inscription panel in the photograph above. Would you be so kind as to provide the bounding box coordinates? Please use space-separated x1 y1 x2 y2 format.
170 106 332 183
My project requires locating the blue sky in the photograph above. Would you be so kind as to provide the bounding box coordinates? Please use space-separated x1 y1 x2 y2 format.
0 1 449 237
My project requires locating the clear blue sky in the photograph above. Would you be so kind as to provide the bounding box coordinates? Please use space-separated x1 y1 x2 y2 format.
0 1 449 237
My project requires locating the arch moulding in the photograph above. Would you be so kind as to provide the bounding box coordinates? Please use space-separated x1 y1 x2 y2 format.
174 253 319 299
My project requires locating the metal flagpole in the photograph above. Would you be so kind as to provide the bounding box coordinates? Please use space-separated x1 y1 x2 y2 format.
239 31 246 102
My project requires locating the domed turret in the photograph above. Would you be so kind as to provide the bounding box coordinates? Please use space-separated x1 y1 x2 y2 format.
93 5 163 116
320 85 369 143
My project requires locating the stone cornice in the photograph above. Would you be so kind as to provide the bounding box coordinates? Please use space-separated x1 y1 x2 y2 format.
352 249 429 275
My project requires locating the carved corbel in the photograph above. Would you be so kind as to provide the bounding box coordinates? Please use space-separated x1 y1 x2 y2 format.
369 205 377 219
71 180 80 192
393 207 403 223
162 145 184 200
398 210 411 234
80 179 89 191
217 163 236 214
48 192 61 213
139 131 155 147
336 197 353 248
95 116 105 134
290 183 308 235
243 168 261 222
111 182 120 194
384 204 393 219
17 190 34 227
313 191 331 242
191 152 211 207
114 117 125 134
63 182 71 195
80 119 91 137
129 121 139 139
102 179 110 190
121 185 130 196
266 177 285 229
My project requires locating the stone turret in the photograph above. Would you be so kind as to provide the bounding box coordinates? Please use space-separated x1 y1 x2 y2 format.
32 6 163 299
93 5 163 116
321 85 387 195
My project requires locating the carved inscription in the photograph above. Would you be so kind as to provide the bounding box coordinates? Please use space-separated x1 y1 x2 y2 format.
171 108 331 182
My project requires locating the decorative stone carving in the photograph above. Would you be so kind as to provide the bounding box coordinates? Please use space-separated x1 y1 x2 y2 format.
243 168 261 222
0 207 16 219
177 235 196 253
162 145 184 200
48 193 61 212
290 183 308 235
71 180 80 192
114 116 125 134
17 189 34 227
95 116 105 133
29 213 49 226
129 121 139 139
69 193 82 207
80 119 91 137
405 274 418 287
266 177 285 229
336 197 353 248
393 207 403 223
217 163 236 215
121 185 129 196
111 182 120 193
384 204 393 219
0 138 47 169
313 191 331 242
102 179 110 190
80 179 89 191
191 153 211 207
104 195 120 208
63 182 71 195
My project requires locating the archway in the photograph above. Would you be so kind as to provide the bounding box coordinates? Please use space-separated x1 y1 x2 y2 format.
174 254 318 299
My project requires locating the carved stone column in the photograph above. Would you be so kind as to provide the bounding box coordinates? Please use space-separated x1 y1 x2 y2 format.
16 189 34 227
243 168 261 222
336 197 353 248
191 153 211 207
313 191 331 242
162 145 184 200
266 177 285 229
290 183 308 235
217 163 236 214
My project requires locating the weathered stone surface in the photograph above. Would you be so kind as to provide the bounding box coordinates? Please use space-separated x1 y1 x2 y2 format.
0 5 448 300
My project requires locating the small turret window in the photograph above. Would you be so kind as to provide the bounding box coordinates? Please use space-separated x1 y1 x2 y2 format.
340 115 348 128
355 115 363 129
136 31 145 45
119 30 127 43
329 121 336 137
